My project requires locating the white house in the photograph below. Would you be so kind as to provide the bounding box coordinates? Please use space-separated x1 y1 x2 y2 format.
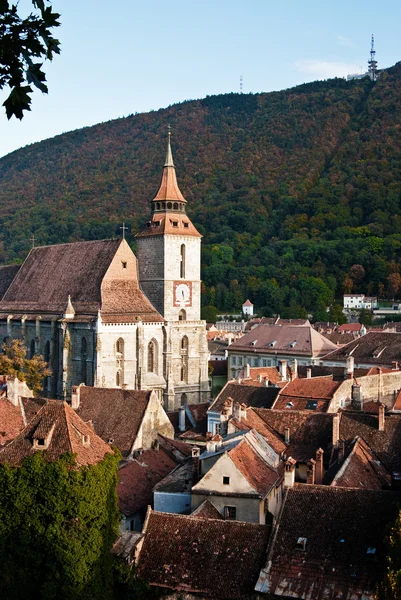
242 299 254 316
343 294 378 310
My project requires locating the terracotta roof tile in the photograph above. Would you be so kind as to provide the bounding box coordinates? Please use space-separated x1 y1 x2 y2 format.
229 324 337 357
266 486 400 599
229 438 280 496
273 377 342 412
76 387 152 458
136 212 201 238
337 323 364 332
137 510 270 598
117 448 178 517
191 499 223 519
229 408 286 455
322 332 401 367
339 411 401 472
0 400 112 467
0 398 24 446
209 381 278 413
330 437 391 489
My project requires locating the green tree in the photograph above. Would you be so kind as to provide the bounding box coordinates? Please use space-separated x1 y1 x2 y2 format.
0 338 51 394
379 510 401 599
358 308 373 326
0 1 61 119
0 451 121 600
328 304 347 325
201 304 218 323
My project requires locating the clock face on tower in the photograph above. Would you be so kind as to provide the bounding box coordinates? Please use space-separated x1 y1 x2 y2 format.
173 281 192 307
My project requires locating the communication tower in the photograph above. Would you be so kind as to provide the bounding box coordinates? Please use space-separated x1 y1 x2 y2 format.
368 34 378 81
240 75 243 94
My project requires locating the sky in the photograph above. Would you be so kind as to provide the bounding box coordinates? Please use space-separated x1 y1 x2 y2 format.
1 0 400 158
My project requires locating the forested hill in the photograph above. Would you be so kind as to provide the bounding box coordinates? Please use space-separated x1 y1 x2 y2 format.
1 62 401 319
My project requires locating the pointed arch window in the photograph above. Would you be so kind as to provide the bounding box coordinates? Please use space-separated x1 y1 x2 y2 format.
180 335 188 383
116 338 124 387
179 309 186 321
148 339 158 374
180 244 186 279
80 337 87 385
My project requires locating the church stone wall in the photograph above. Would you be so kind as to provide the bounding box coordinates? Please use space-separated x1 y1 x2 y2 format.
163 235 201 322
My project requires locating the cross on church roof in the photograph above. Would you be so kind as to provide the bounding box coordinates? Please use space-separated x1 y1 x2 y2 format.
120 222 128 240
30 234 35 249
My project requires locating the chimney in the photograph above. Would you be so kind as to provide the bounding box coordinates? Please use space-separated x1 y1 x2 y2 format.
279 360 287 381
378 402 385 432
291 359 298 382
284 457 296 488
257 374 262 383
71 384 83 409
7 377 19 407
345 356 355 380
284 427 290 444
306 459 316 484
245 363 251 378
233 402 246 422
263 377 270 387
315 448 324 484
192 446 200 479
352 384 363 410
306 368 312 379
178 406 186 432
332 413 340 447
337 440 345 463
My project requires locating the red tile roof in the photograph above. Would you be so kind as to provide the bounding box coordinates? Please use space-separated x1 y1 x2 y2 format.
229 408 286 455
0 400 112 467
229 324 337 357
265 486 400 599
76 387 152 458
0 398 24 446
330 437 391 490
273 377 342 412
243 299 253 306
117 448 178 517
137 510 270 598
229 438 280 496
191 499 223 519
209 381 278 413
322 332 401 367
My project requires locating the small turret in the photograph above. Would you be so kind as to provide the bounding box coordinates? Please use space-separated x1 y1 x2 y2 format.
64 295 75 319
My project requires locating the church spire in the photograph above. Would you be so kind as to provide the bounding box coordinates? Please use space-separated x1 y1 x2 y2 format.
164 127 174 167
152 128 186 212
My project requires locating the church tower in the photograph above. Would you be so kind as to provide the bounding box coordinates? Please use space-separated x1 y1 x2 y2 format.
136 133 209 408
136 132 202 322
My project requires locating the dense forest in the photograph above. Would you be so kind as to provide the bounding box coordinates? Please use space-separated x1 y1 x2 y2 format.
1 62 401 318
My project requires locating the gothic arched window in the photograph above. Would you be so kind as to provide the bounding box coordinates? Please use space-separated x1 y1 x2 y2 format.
179 309 186 321
180 336 188 383
116 338 124 387
180 244 186 279
148 339 158 374
80 337 87 385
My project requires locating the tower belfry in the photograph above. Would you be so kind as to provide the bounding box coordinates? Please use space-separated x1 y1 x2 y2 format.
368 34 378 81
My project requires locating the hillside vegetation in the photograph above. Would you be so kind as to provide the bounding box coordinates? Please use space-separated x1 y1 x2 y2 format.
1 62 401 318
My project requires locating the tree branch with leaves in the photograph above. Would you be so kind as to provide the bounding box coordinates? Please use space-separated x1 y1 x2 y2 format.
0 338 51 395
0 0 61 119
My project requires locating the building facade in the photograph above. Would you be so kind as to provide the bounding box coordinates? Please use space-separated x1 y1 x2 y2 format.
0 136 209 410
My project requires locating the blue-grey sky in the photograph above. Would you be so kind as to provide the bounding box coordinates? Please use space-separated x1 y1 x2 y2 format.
0 0 400 158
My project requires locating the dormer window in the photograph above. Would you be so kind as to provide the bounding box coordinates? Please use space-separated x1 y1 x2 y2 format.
289 341 297 348
285 402 294 409
183 222 189 228
269 340 277 347
146 222 151 228
296 537 307 551
153 220 160 227
33 422 55 450
171 221 178 227
251 340 257 346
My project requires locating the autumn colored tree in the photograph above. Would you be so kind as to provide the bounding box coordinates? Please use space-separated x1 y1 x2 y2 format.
349 264 366 286
0 339 51 395
387 273 401 300
343 276 353 294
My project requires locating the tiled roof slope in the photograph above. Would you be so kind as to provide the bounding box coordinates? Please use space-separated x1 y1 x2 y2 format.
100 279 164 323
229 324 337 357
330 437 391 489
265 486 400 599
191 499 223 519
137 510 270 599
248 366 283 384
322 332 401 366
117 448 178 517
76 387 151 458
209 381 278 413
339 411 401 472
137 212 202 238
273 377 342 412
0 264 20 300
0 398 24 446
0 239 122 315
0 400 112 466
229 438 280 495
229 408 286 455
255 409 334 450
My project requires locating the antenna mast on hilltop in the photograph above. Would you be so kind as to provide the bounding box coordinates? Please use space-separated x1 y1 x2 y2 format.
240 75 243 94
368 34 378 81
